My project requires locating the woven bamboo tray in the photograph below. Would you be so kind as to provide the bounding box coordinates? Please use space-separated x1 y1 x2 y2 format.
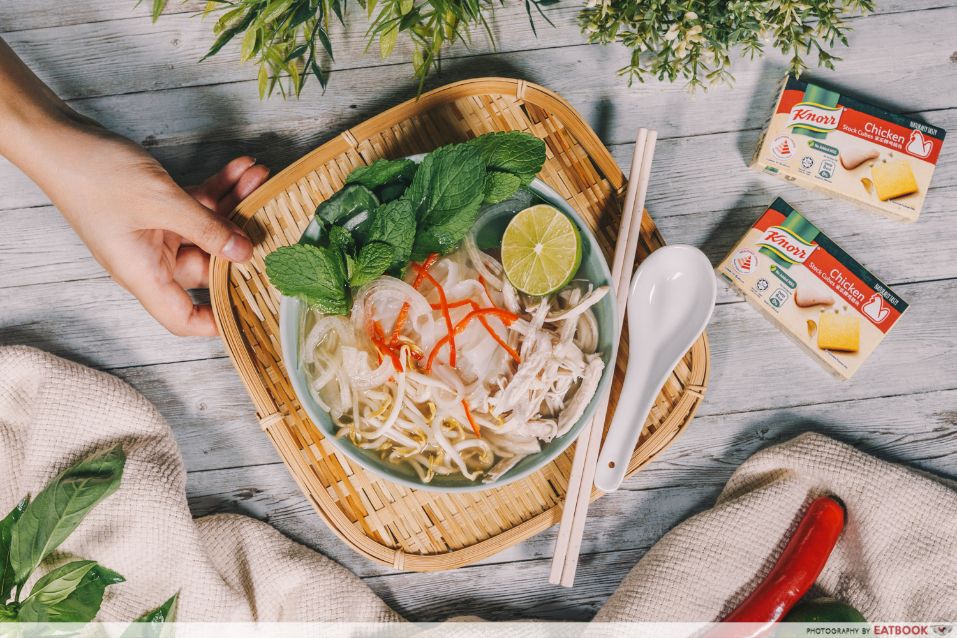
210 78 710 571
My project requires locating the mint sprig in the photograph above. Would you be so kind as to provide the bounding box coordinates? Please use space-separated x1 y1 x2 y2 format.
265 131 547 314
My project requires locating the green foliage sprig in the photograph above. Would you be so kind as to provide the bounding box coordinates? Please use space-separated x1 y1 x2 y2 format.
581 0 874 89
0 445 178 629
147 0 872 97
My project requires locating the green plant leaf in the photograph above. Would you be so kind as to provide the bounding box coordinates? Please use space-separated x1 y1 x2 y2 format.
137 592 179 623
328 225 355 257
317 28 334 60
345 159 417 191
367 199 416 268
379 24 398 58
350 241 396 288
265 244 349 314
315 184 379 226
120 592 179 638
0 497 29 603
201 10 256 61
10 445 125 587
410 206 480 261
240 24 261 61
406 143 485 226
17 561 124 623
483 171 522 204
468 131 546 181
151 0 168 22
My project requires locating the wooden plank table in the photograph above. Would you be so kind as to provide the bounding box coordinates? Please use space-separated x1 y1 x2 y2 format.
1 1 955 621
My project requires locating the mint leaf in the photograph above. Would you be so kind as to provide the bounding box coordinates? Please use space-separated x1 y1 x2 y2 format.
350 241 395 288
483 171 522 204
18 560 124 622
469 131 545 181
346 159 416 190
10 445 125 587
327 225 355 256
315 184 378 226
411 206 480 261
265 244 348 315
377 182 407 203
406 143 486 226
0 497 28 603
367 199 416 268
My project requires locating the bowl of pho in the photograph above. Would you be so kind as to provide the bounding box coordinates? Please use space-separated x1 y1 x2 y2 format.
268 132 616 491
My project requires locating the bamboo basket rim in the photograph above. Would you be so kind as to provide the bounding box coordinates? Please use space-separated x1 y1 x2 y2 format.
210 77 711 571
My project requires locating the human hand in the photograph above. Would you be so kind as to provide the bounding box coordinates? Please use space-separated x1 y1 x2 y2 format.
0 37 270 336
48 133 270 336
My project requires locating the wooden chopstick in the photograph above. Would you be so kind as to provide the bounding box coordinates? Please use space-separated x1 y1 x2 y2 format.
548 128 658 587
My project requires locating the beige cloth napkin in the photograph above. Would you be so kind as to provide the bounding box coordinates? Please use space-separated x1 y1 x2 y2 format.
1 344 954 623
597 431 957 623
0 346 400 622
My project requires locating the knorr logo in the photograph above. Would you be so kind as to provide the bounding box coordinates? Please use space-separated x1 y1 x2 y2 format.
756 226 817 264
786 102 844 134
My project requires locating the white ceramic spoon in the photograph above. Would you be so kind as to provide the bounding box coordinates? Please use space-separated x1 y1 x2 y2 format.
593 245 717 492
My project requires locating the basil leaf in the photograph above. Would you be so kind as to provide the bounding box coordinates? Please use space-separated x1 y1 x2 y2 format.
346 159 417 191
265 244 349 315
367 199 416 268
18 560 124 623
315 184 379 226
468 131 546 179
10 445 125 586
134 592 179 623
0 497 28 603
483 171 523 204
350 241 396 288
120 592 179 638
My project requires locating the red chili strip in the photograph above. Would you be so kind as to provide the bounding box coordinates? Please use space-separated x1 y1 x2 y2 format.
431 299 473 310
414 264 457 369
425 307 519 372
461 400 481 437
390 302 410 347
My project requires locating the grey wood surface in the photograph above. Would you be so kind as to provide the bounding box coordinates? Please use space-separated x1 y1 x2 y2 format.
1 1 955 622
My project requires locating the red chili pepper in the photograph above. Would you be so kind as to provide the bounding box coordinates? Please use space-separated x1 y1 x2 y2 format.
431 299 473 310
461 400 481 437
425 307 519 372
414 264 457 368
390 302 410 347
412 253 440 288
478 275 497 307
709 496 846 638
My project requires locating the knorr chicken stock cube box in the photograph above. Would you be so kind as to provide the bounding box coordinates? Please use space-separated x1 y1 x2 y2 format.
718 198 908 380
752 75 946 222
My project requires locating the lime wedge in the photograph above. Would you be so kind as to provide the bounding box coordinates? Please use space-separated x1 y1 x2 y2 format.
501 204 582 296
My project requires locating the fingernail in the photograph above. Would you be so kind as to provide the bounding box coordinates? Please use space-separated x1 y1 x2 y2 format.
223 233 252 262
248 157 258 166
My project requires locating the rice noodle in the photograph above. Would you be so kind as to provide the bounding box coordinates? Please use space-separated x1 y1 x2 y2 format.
300 243 607 484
